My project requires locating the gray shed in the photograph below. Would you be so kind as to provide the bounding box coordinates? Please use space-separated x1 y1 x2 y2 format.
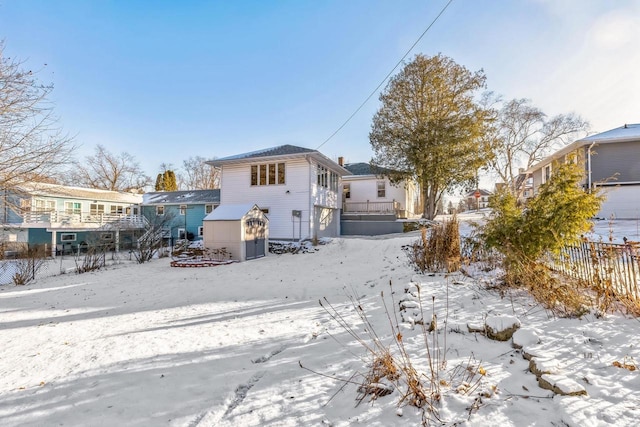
203 204 269 261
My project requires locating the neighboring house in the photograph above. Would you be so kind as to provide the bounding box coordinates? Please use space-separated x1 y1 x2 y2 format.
0 182 144 256
464 189 492 211
341 162 420 218
207 145 351 241
141 189 220 242
525 123 640 219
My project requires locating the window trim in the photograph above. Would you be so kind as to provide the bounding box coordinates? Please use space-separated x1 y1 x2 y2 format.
178 228 186 240
377 180 386 198
205 204 214 214
156 205 165 216
179 204 187 215
251 162 286 186
60 233 77 242
198 226 204 237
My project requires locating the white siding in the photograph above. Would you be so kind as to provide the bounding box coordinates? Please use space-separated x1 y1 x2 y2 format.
344 176 417 215
220 158 314 240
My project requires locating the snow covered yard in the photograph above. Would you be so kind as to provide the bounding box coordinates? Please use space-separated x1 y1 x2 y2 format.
1 231 640 426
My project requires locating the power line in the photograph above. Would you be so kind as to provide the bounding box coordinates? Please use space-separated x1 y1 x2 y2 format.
316 0 454 151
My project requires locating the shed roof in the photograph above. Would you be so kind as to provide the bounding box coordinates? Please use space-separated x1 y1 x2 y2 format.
142 189 220 205
204 203 262 221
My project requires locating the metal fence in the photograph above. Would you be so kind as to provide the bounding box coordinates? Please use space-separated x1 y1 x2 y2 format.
0 243 141 286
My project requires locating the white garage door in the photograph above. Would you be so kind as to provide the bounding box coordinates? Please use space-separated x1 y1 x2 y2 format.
598 186 640 219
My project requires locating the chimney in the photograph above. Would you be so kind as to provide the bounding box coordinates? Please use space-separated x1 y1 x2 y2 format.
338 156 344 166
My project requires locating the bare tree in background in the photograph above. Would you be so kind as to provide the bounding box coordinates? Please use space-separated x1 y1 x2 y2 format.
68 144 151 192
484 97 589 198
0 42 73 190
179 156 220 190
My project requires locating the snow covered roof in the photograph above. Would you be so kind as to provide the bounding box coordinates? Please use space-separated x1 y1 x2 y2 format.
15 182 143 204
580 123 640 143
203 203 262 221
206 144 352 176
142 189 220 205
526 123 640 173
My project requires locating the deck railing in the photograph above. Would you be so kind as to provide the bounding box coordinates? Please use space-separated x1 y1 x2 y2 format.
22 211 148 229
343 200 400 215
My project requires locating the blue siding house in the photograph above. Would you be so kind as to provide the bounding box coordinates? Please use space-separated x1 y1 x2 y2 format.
0 182 145 256
141 190 220 242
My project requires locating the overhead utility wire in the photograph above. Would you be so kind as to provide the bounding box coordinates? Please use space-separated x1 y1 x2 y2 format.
316 0 454 151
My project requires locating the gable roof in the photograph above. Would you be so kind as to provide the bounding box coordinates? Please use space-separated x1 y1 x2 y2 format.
526 123 640 174
207 144 352 175
203 203 262 221
142 189 220 205
16 182 142 204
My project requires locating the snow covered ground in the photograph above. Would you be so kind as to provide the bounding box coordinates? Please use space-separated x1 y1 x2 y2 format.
1 225 640 426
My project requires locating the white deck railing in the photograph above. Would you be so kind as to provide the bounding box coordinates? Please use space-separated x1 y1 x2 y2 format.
22 211 148 229
342 200 400 214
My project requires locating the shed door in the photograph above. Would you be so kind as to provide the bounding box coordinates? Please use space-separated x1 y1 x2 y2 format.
244 216 266 260
246 238 265 260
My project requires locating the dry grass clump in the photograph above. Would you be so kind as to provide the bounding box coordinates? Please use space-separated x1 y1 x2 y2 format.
405 217 461 274
304 282 493 426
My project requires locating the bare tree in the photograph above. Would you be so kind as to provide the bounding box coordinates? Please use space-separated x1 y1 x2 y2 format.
179 156 220 190
0 42 73 190
484 97 589 198
68 144 151 192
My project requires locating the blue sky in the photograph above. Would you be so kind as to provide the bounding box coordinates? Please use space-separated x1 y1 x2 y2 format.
1 0 639 177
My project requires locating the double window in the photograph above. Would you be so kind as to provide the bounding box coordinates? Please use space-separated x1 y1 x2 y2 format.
34 199 56 213
90 204 105 215
64 202 81 215
251 163 285 186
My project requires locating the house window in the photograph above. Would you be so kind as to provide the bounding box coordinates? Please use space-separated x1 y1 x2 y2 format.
90 204 105 215
178 228 186 240
110 205 124 214
251 163 286 186
260 207 270 214
156 205 165 216
543 164 552 183
179 205 187 215
101 233 113 241
198 226 204 237
64 202 81 214
377 181 386 198
343 183 351 199
60 233 76 242
205 204 214 214
34 199 56 213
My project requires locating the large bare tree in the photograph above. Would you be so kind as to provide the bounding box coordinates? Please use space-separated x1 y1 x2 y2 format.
484 97 589 198
179 156 220 190
0 42 73 189
370 53 492 219
68 144 150 192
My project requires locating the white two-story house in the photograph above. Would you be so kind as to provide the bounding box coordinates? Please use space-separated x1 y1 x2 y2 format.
207 145 351 241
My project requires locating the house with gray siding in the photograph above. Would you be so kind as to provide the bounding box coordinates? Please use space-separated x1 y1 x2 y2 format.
207 145 350 240
525 123 640 219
